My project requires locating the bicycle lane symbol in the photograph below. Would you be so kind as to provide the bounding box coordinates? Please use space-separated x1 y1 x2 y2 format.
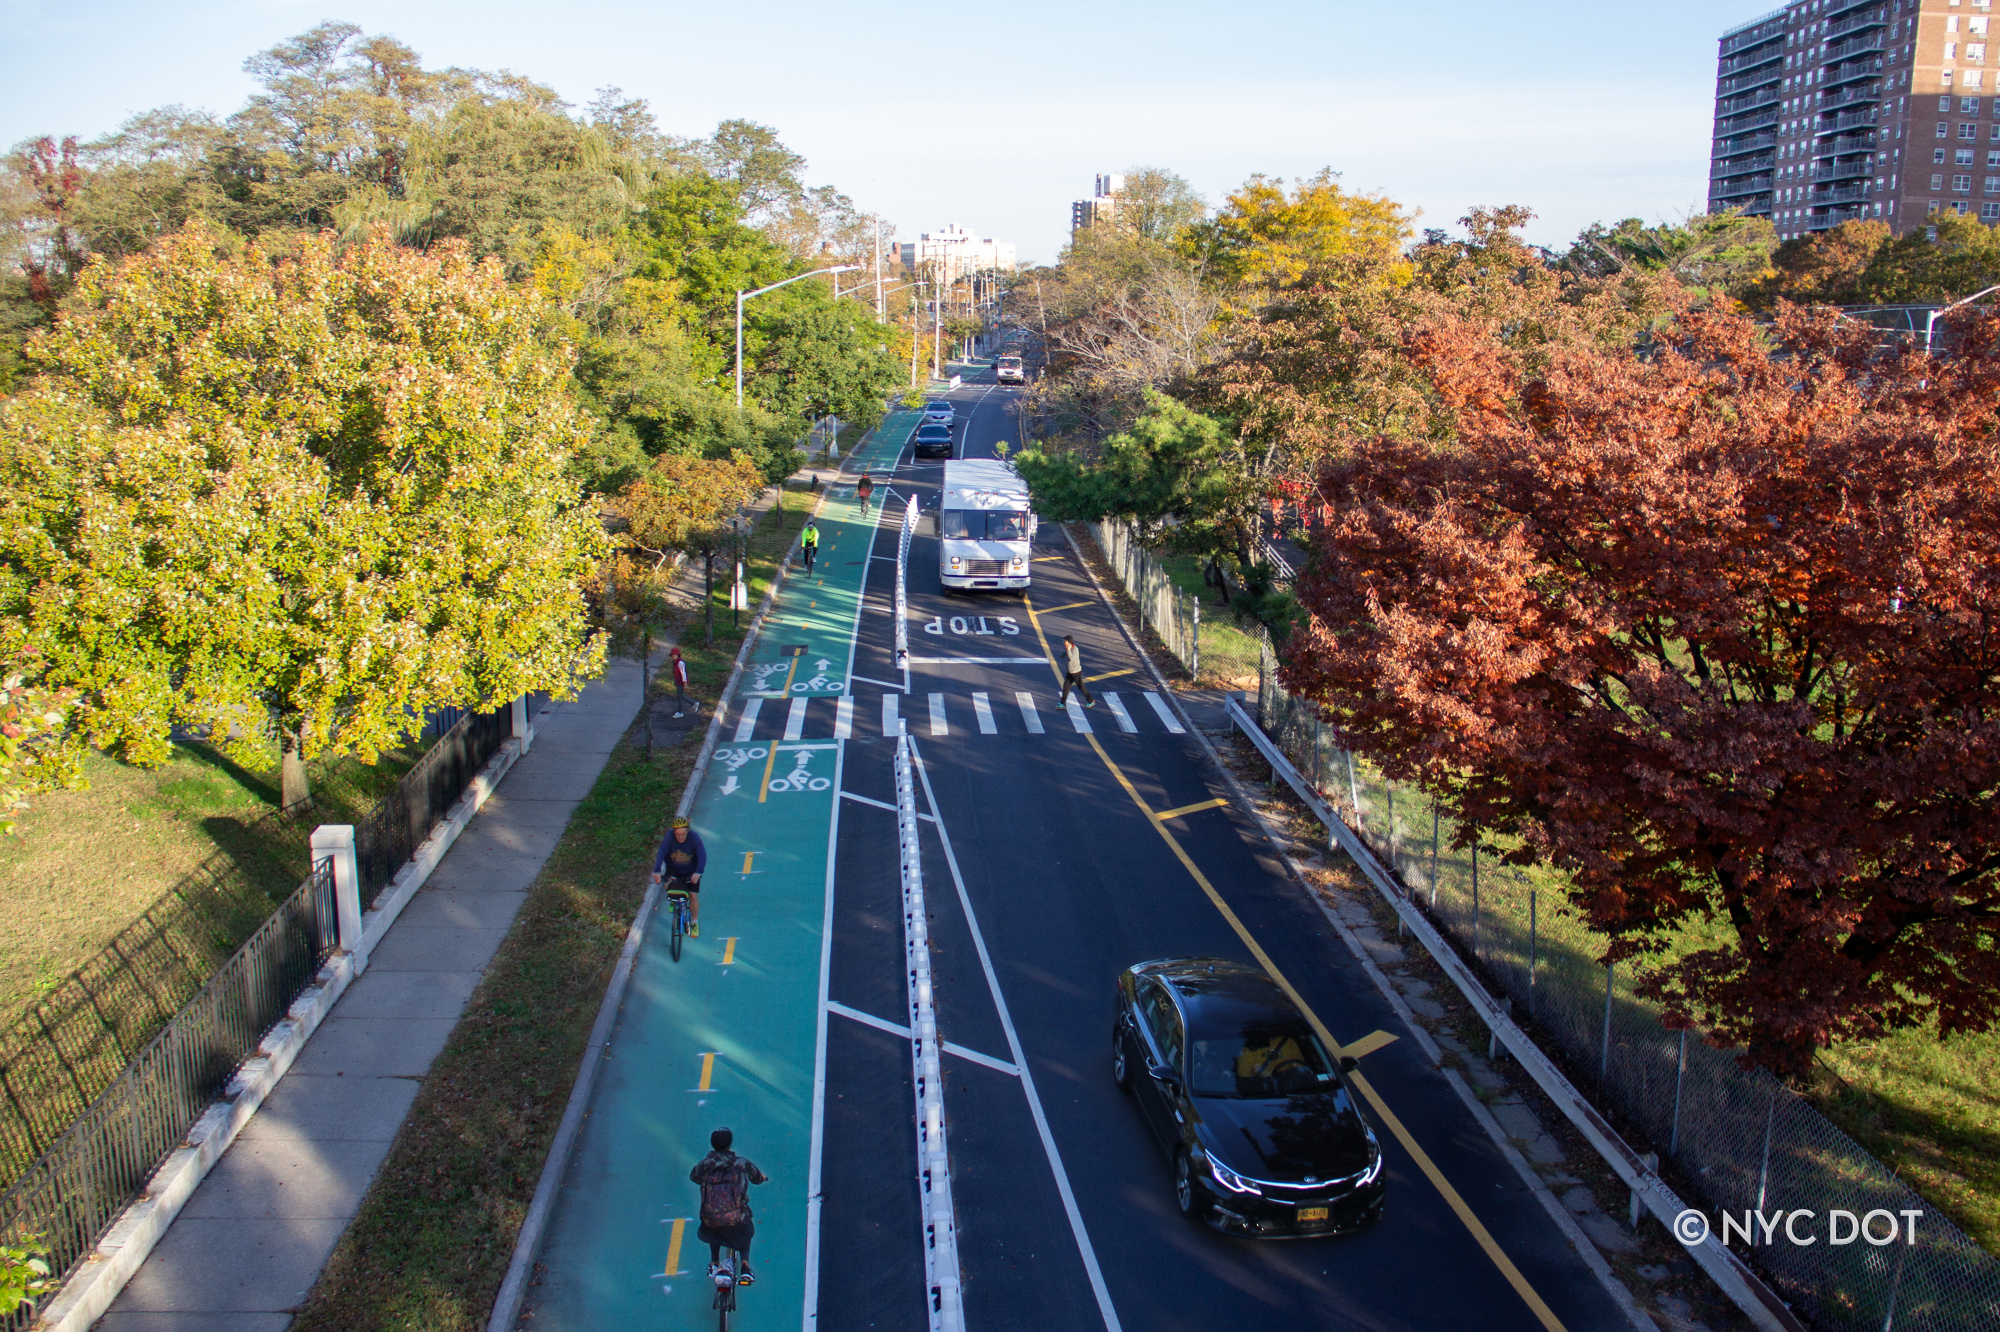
712 746 766 797
765 748 831 796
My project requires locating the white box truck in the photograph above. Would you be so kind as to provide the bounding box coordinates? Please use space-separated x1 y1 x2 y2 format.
937 459 1035 592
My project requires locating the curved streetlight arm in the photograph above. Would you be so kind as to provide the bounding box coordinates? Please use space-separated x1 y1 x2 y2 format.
736 265 862 409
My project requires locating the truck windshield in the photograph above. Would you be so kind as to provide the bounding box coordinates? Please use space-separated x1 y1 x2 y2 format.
942 509 1028 540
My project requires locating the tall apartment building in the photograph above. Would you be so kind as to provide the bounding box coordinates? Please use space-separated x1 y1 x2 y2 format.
1711 0 2000 240
1070 173 1125 237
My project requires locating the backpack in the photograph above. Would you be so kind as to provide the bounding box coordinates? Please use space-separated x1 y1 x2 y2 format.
700 1156 750 1227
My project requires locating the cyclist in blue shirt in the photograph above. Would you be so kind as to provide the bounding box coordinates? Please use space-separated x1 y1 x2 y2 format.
653 817 707 936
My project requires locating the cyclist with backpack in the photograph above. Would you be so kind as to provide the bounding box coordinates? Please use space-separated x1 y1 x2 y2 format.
691 1127 768 1285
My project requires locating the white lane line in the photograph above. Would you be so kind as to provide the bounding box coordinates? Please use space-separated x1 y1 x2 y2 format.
784 696 808 741
851 674 904 690
840 790 936 822
1066 699 1093 733
1142 691 1185 734
1016 692 1045 734
906 656 1044 665
825 1000 1017 1073
972 692 997 734
882 693 903 736
834 696 853 740
1103 693 1137 734
804 740 847 1332
907 737 1124 1332
929 692 948 736
733 697 762 742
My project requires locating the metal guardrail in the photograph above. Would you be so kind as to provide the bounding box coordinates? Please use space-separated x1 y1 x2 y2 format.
1252 640 2000 1331
355 705 514 901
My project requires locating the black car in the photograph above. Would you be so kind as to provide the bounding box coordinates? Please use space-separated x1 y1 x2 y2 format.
1113 958 1386 1237
913 422 954 458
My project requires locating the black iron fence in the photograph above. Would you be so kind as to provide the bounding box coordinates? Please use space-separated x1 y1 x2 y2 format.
1255 636 2000 1331
0 697 525 1304
0 857 338 1310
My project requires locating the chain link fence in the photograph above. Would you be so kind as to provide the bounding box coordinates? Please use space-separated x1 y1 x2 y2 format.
1087 519 1200 677
0 699 523 1309
1257 634 2000 1332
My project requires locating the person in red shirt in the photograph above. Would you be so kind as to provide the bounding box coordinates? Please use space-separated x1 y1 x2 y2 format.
856 472 875 516
670 646 692 718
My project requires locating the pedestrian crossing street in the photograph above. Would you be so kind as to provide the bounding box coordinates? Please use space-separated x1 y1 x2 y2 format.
726 688 1188 741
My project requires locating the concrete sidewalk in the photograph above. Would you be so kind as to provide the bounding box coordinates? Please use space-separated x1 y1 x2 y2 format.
96 659 651 1332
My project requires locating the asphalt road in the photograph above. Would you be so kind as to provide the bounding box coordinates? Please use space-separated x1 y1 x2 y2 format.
804 366 1634 1332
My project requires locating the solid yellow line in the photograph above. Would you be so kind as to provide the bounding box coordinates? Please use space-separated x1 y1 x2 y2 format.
1153 797 1228 822
697 1052 717 1091
1032 555 1065 562
721 937 738 966
757 741 781 804
1080 733 1568 1332
1084 669 1135 683
741 851 756 875
1038 600 1093 613
1020 596 1066 686
665 1217 687 1276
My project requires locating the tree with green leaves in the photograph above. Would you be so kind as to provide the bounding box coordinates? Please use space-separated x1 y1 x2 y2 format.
609 453 765 646
1557 209 1777 301
1013 389 1262 569
0 224 609 809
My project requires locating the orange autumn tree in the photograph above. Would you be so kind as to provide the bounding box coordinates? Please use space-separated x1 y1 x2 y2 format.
1286 300 2000 1075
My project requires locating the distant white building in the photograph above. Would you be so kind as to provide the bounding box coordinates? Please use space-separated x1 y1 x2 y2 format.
1071 173 1124 237
899 225 1017 278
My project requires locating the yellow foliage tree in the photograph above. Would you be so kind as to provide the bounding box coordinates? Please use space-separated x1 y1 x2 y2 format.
1195 168 1415 291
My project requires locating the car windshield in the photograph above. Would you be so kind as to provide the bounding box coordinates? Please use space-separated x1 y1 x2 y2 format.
942 509 1028 540
917 425 951 437
1187 1019 1337 1099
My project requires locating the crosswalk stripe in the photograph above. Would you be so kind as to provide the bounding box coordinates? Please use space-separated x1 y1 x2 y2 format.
929 693 948 736
1066 699 1093 733
1143 690 1185 734
733 697 762 743
834 696 853 740
1016 692 1045 734
784 696 807 741
1103 692 1138 733
972 692 997 734
883 693 904 736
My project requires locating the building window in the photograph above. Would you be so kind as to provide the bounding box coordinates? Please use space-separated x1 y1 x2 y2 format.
1939 148 1951 163
1957 200 1971 213
1941 122 1953 137
1931 199 1944 212
1983 201 2000 218
1965 123 1981 139
1943 96 1956 111
1935 173 1948 189
1986 176 2000 192
1960 148 1978 164
1972 46 1990 63
1948 43 1960 60
1970 97 1986 113
1956 175 1973 191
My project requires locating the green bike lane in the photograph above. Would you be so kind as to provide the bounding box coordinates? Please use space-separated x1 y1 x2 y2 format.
524 413 915 1330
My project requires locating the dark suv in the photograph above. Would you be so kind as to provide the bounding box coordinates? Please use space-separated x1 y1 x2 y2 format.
1113 958 1386 1237
913 421 953 459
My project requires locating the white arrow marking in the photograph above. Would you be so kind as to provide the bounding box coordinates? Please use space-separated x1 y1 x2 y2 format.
721 775 740 795
815 658 834 672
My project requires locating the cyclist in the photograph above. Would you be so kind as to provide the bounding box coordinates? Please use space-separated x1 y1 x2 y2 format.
692 1127 768 1285
801 520 821 575
856 472 874 516
652 817 707 936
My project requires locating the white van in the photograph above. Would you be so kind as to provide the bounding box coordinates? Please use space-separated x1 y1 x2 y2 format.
937 459 1035 592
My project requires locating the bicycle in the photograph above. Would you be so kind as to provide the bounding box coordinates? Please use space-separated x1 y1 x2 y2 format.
666 887 693 962
709 1246 747 1329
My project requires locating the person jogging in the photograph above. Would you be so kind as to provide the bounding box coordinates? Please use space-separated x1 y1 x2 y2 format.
670 646 693 719
856 472 874 516
653 817 707 935
801 520 820 574
1058 634 1096 708
691 1127 767 1285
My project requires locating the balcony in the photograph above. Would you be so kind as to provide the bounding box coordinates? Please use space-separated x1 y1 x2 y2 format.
1811 159 1874 182
1825 33 1887 61
1719 86 1782 116
1713 153 1777 179
1821 131 1878 154
1813 183 1874 204
1826 6 1886 39
1716 132 1779 156
1824 56 1885 85
1720 174 1777 196
1826 108 1881 131
1808 204 1872 230
1718 69 1782 97
1818 84 1882 114
1719 46 1785 78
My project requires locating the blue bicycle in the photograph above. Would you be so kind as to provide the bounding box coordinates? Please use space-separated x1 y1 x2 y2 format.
666 887 694 962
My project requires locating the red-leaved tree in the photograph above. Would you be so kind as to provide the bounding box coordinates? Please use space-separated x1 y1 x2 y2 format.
1287 301 2000 1074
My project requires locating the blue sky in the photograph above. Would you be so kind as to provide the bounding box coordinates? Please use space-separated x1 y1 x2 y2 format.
0 0 1770 265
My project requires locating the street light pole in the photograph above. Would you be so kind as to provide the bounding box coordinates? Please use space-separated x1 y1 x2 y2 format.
735 265 861 409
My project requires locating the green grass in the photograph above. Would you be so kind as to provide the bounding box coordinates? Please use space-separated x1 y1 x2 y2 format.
0 738 420 1020
289 496 802 1331
1156 552 1266 686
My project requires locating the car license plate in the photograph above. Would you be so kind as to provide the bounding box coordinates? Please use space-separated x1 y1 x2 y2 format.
1298 1207 1329 1222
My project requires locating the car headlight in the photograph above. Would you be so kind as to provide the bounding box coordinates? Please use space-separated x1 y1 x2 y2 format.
1355 1145 1384 1187
950 557 961 568
1204 1154 1262 1196
1011 556 1024 569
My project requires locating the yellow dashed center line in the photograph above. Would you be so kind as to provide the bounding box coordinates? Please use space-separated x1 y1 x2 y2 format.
1153 797 1229 822
740 851 756 875
664 1218 687 1276
720 936 738 966
695 1052 717 1091
1029 590 1565 1330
